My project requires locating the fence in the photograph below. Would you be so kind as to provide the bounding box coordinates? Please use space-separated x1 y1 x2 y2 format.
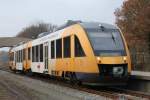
130 48 150 71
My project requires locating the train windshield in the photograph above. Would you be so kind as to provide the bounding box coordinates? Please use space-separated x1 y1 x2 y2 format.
86 29 126 56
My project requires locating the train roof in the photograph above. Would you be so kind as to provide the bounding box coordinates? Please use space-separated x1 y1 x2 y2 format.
80 22 117 30
56 20 117 31
11 20 117 49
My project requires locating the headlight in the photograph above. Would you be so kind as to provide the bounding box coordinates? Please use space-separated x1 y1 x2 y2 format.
97 57 101 63
97 57 101 61
113 67 124 75
123 57 127 62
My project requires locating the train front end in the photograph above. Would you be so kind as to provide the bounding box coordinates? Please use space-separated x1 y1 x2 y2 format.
81 22 131 85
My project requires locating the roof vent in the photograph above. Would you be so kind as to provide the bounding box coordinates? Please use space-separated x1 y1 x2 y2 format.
99 24 105 31
56 20 82 31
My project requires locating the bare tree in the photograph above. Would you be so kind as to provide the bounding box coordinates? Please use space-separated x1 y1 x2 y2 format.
16 22 57 39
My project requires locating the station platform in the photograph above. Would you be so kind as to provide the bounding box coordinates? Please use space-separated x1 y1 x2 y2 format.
131 71 150 80
128 71 150 93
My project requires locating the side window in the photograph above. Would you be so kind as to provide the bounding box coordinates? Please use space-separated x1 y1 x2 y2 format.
51 41 55 59
16 51 18 62
56 39 62 58
17 51 19 62
75 35 85 57
23 49 25 60
36 45 39 62
21 50 23 62
12 52 14 61
63 36 71 58
18 50 21 62
32 47 34 62
20 50 21 62
28 48 31 60
15 52 17 62
40 44 43 62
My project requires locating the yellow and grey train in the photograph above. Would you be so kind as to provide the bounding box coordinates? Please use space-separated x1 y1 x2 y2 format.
9 21 131 85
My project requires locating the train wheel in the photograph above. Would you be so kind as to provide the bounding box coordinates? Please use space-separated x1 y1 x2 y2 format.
12 69 17 73
65 72 82 85
72 73 82 85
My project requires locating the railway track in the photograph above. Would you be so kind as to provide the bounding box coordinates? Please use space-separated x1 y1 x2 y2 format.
0 67 150 100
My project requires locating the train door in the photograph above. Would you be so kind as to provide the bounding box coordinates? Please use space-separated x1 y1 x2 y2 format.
27 47 31 70
15 52 17 68
16 50 23 71
44 42 48 72
23 49 27 71
49 40 55 75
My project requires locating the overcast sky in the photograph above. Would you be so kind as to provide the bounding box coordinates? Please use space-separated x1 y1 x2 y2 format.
0 0 123 37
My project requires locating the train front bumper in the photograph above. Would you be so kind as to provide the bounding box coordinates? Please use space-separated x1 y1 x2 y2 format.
76 63 129 86
76 72 129 86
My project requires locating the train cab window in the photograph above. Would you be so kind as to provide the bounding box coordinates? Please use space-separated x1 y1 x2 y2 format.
11 52 14 61
28 48 31 60
10 52 14 61
40 44 43 62
51 41 55 59
74 35 85 57
56 39 62 58
63 36 71 58
36 45 39 62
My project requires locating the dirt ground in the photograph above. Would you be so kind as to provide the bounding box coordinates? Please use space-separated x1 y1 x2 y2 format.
0 70 82 100
0 71 40 100
0 70 104 100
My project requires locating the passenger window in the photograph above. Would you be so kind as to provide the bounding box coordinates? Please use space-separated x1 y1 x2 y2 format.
56 39 62 58
17 51 18 62
23 49 25 60
28 48 31 60
21 50 23 62
40 44 43 62
74 35 85 57
15 52 17 62
63 36 71 58
36 45 39 62
16 51 18 62
18 51 20 62
18 51 19 62
19 50 21 62
32 47 34 62
51 41 55 59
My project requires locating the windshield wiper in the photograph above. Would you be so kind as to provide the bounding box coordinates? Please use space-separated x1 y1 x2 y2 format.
111 32 117 45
